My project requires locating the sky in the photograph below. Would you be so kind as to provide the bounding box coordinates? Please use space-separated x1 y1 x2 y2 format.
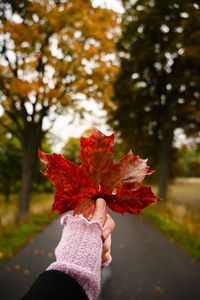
45 98 110 152
92 0 124 12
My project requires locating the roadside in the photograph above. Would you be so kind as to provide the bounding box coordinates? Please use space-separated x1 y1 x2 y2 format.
142 178 200 262
0 193 57 265
142 205 200 262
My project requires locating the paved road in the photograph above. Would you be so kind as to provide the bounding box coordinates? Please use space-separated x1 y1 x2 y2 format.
0 211 200 300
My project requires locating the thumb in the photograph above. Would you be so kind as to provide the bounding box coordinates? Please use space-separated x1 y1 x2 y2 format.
90 198 107 227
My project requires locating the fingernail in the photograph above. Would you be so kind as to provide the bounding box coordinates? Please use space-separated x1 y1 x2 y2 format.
103 229 110 240
96 198 106 209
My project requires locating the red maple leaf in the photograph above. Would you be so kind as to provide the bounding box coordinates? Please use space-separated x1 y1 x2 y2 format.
38 128 161 217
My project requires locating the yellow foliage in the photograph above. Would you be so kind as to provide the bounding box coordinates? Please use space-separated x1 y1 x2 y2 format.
1 0 119 117
10 78 32 95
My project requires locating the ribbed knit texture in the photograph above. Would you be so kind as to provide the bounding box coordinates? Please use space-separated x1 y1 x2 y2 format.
46 214 111 300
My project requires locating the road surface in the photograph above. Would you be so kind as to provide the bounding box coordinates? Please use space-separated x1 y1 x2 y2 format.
0 211 200 300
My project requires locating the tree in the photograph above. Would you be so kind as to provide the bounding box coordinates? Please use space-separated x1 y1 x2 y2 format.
0 135 22 202
0 0 119 221
33 134 55 193
107 0 200 199
62 137 81 165
0 116 22 202
178 145 200 177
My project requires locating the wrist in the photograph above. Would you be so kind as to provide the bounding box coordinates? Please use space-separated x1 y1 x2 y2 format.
47 214 103 300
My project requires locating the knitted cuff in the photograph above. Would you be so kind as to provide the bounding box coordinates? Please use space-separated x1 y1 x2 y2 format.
47 214 105 300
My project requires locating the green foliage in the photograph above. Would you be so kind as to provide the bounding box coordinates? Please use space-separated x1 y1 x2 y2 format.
108 0 200 175
0 137 22 201
0 127 54 197
178 145 200 177
62 137 81 165
188 159 200 177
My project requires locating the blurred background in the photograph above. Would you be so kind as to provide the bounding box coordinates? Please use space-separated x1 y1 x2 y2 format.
0 0 200 284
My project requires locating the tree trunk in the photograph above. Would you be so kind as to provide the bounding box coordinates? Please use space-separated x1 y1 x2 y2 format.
158 128 174 200
15 125 43 223
4 179 10 203
15 144 34 222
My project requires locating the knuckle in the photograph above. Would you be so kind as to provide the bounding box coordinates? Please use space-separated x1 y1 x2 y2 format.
103 237 111 252
107 215 115 231
108 234 112 245
104 252 110 262
91 214 104 225
103 243 110 253
102 249 111 264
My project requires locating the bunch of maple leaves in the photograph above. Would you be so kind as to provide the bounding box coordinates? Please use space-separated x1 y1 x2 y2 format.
39 128 161 217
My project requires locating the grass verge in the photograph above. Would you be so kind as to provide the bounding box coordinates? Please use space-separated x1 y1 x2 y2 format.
0 210 58 265
142 205 200 262
0 193 57 265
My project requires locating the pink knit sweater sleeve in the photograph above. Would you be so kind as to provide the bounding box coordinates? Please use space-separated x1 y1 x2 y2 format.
46 214 111 300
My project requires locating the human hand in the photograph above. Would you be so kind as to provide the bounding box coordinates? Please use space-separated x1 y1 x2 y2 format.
89 198 115 265
48 199 114 300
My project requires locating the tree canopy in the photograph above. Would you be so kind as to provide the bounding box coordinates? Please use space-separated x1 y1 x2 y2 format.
0 0 119 220
0 0 119 135
108 0 200 199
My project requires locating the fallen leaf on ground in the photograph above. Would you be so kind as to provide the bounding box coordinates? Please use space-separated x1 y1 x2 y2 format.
24 269 30 275
33 249 45 256
48 252 53 258
118 243 125 249
14 264 20 270
154 285 164 293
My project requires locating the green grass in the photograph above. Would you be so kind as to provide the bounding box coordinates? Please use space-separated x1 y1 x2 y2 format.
142 205 200 262
0 211 57 265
